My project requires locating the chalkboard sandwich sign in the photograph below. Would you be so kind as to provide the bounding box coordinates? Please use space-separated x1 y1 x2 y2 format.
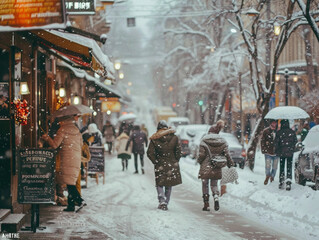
18 148 56 204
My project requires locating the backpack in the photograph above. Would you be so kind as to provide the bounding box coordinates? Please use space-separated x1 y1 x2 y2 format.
202 142 227 169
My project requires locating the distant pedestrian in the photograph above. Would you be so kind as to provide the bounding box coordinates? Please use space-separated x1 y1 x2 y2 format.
141 123 149 138
126 125 148 174
147 120 182 211
261 119 278 185
115 131 132 171
197 120 233 211
42 115 86 212
103 120 116 154
300 121 310 142
274 120 297 191
235 120 242 142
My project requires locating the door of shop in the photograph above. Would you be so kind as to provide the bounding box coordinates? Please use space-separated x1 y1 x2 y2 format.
0 50 12 208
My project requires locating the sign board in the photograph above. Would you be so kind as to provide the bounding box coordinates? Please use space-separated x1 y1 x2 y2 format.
127 17 135 27
88 147 105 173
101 97 121 112
65 0 95 15
18 149 56 204
0 0 66 31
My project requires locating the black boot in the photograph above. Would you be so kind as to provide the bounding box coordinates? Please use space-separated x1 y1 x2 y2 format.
213 195 219 211
286 181 291 191
202 194 210 211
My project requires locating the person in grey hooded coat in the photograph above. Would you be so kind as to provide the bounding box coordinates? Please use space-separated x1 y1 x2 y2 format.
197 120 233 211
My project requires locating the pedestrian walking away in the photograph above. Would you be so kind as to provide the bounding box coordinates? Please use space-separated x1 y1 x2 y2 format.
126 125 148 174
197 120 233 211
41 115 86 212
274 120 298 191
261 119 279 185
147 120 182 211
115 131 132 171
103 120 116 154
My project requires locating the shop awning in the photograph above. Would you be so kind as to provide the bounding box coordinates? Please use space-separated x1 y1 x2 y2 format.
57 60 121 98
31 30 115 80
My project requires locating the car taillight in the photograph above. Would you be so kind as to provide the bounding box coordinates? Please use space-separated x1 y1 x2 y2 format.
241 149 246 157
181 140 189 145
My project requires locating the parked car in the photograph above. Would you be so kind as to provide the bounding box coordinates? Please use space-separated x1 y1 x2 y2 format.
294 125 319 190
190 131 246 169
175 124 210 157
167 117 190 129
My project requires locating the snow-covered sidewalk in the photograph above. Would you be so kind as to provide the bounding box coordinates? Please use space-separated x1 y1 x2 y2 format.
180 151 319 240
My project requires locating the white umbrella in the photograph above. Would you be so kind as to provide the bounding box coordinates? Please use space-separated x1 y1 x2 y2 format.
264 106 309 120
118 113 137 122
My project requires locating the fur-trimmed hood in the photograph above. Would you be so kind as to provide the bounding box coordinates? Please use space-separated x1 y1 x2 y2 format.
200 133 228 152
150 128 176 141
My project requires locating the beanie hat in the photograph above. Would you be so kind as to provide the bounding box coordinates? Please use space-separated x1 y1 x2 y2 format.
157 120 168 130
209 120 225 134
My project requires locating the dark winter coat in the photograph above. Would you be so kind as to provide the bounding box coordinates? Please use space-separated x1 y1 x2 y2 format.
197 133 233 180
147 128 182 187
274 121 297 158
126 130 148 155
261 127 277 155
103 124 116 143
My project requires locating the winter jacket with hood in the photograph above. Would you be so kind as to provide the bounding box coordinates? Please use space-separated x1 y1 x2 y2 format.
45 118 82 185
115 132 132 159
261 127 277 155
274 120 297 157
197 133 233 180
147 128 182 187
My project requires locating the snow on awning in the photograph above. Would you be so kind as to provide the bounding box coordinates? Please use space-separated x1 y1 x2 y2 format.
32 30 115 79
58 60 121 98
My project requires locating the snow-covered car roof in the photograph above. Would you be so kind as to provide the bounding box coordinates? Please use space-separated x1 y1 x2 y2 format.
302 125 319 154
175 124 210 139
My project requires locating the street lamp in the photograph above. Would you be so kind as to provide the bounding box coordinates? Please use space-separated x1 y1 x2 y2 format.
114 62 121 70
274 22 281 36
276 68 298 106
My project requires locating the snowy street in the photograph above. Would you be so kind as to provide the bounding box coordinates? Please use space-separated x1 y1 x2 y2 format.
19 146 319 240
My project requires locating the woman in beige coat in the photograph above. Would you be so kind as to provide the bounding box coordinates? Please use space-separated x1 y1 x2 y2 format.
115 131 132 171
42 115 86 212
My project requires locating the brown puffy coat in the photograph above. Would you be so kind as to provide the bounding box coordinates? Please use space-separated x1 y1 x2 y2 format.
46 119 82 185
147 128 182 187
197 133 233 180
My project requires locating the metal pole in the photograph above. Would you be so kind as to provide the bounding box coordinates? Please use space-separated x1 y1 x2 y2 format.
285 74 288 106
239 73 243 145
284 68 289 106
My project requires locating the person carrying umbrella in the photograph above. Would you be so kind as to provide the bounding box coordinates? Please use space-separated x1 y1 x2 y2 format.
274 120 297 191
261 119 279 185
42 114 86 212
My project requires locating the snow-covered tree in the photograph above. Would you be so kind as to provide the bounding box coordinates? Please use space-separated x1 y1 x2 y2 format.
159 0 246 124
231 0 319 170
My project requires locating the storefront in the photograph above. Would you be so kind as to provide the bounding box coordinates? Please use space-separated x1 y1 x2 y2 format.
0 30 115 212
